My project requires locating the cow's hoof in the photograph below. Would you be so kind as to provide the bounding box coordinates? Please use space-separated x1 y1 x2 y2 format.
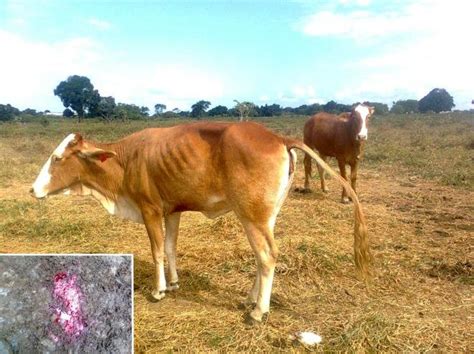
322 188 329 193
295 187 312 194
244 311 269 326
341 197 351 204
150 290 166 302
167 282 179 291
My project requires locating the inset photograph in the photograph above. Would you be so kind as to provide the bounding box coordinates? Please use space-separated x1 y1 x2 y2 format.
0 254 132 353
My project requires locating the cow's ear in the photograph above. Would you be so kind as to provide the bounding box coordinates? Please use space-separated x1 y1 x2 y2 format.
78 147 116 162
369 106 375 115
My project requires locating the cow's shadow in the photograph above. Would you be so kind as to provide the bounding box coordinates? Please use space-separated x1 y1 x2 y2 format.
133 257 248 312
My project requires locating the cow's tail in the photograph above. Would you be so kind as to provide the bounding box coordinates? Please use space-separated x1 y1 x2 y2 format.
286 139 372 280
303 149 313 178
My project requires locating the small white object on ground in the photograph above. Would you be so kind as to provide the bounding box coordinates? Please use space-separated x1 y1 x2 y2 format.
290 331 323 346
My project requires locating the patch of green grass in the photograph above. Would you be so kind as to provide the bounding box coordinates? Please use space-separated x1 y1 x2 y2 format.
364 113 474 189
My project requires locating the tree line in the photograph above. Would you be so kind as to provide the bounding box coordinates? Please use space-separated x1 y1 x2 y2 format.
0 75 459 122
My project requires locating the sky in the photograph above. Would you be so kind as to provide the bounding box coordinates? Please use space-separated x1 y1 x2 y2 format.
0 0 472 113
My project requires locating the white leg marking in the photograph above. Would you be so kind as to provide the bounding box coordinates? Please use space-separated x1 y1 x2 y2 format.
151 261 167 300
159 261 167 292
246 264 261 304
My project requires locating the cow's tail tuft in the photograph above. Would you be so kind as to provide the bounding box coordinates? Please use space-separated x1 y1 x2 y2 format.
286 139 373 280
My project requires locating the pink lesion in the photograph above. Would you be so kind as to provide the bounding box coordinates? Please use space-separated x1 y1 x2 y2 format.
52 272 86 337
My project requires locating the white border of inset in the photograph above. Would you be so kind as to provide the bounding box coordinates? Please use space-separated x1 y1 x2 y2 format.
0 253 134 354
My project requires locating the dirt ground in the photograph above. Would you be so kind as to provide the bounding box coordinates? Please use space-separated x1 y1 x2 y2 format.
1 164 472 352
0 116 473 352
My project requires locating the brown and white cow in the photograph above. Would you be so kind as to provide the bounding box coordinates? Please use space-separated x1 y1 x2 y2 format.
31 121 371 323
302 104 375 203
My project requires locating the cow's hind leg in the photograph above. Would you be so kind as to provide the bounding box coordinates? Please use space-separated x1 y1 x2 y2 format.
142 208 167 300
317 154 330 193
303 152 312 192
241 220 278 323
349 161 358 201
165 212 181 291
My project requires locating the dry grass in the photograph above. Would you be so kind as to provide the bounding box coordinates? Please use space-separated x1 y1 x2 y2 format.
1 114 473 352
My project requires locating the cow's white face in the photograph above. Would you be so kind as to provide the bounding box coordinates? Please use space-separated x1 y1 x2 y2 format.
31 133 116 199
32 134 78 198
354 104 374 141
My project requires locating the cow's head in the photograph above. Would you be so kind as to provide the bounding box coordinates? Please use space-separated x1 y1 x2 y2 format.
30 133 116 199
352 104 375 141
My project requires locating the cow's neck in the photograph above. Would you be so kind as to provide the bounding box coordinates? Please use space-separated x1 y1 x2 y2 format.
81 141 125 202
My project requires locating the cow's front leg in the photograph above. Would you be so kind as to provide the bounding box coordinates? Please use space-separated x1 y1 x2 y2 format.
165 212 181 291
349 161 359 201
142 208 167 300
338 158 350 204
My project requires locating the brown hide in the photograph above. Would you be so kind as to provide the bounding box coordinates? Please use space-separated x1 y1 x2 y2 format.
85 122 288 221
304 112 364 164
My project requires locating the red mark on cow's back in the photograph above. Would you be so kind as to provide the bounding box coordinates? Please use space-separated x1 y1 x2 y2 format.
52 272 86 338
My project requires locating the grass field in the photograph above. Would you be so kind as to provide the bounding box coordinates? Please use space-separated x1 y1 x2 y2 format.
1 113 473 352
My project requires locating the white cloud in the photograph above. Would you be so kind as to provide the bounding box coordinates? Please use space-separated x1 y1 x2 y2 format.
339 0 371 6
87 18 112 31
0 30 226 111
0 30 102 111
95 62 225 111
277 85 323 105
300 0 474 108
299 0 472 40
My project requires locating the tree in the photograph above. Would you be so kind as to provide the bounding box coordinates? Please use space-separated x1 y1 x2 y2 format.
233 100 256 121
154 103 167 115
390 99 419 114
63 108 75 118
322 100 351 114
97 96 116 121
191 100 211 118
22 108 39 116
363 101 389 115
114 103 145 121
53 75 101 122
418 88 455 113
0 104 20 121
162 111 179 119
258 104 282 117
207 105 229 117
140 106 150 117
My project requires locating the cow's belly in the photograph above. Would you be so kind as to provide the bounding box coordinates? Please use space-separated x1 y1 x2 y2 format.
168 194 231 219
201 195 231 219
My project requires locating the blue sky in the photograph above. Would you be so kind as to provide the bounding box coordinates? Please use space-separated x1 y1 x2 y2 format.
1 0 472 113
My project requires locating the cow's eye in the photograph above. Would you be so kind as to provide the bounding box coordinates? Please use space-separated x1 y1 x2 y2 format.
52 155 63 163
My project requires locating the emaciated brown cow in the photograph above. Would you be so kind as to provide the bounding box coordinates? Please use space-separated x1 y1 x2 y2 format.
31 121 371 323
303 104 375 203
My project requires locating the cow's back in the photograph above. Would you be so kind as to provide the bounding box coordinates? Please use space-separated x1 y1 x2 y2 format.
121 122 289 216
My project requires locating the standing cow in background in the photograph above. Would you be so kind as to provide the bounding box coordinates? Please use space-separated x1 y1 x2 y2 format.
302 104 375 203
